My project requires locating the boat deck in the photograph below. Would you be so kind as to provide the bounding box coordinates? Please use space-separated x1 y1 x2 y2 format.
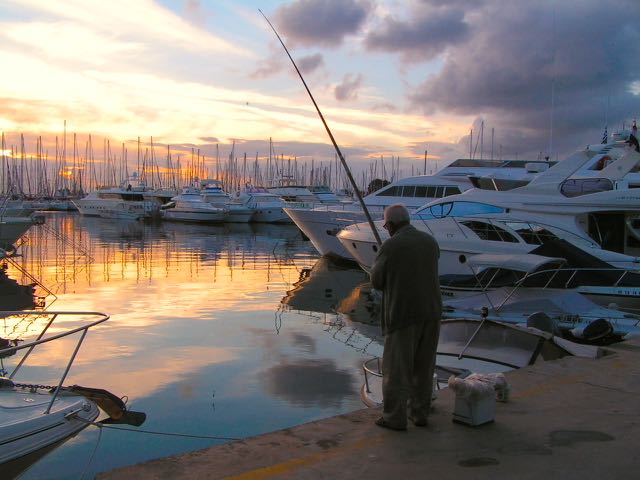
99 337 640 479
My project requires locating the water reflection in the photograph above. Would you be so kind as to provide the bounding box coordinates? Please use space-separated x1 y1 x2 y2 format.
2 213 379 479
281 255 385 358
281 256 375 318
263 359 355 408
0 268 36 311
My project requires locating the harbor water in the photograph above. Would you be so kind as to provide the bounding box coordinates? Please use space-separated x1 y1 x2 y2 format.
2 213 381 479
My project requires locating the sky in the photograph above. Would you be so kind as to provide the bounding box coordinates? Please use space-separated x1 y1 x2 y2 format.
1 0 639 177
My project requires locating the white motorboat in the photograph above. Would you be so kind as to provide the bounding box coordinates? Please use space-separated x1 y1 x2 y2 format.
73 173 156 220
308 185 345 205
471 127 640 190
440 242 640 313
161 186 227 223
285 156 556 260
361 318 602 408
0 311 144 473
442 284 640 339
338 147 640 273
0 312 105 467
285 176 470 260
234 185 293 223
200 180 253 223
267 180 318 207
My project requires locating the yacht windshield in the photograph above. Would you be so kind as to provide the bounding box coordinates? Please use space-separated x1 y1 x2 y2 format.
506 222 560 245
415 201 505 220
460 220 518 242
560 178 613 197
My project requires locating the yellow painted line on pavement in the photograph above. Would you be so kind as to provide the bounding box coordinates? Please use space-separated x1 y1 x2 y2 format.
224 435 383 479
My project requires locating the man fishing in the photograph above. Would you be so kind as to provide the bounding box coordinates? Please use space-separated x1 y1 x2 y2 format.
370 204 442 430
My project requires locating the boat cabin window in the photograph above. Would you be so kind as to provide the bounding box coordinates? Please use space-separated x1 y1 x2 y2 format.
560 178 613 197
416 201 505 219
377 185 462 198
460 220 518 242
246 186 269 193
402 186 416 197
376 186 401 196
506 222 560 245
121 193 145 201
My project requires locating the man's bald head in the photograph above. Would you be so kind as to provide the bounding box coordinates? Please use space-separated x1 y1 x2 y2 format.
383 204 410 236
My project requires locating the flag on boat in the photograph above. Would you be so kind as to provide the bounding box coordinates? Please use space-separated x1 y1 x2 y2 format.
601 125 608 144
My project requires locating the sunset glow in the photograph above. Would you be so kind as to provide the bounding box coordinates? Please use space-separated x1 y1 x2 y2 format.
1 1 638 170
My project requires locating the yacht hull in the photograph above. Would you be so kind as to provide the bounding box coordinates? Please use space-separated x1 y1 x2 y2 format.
250 207 292 223
285 207 375 259
74 199 154 220
0 218 34 249
0 388 99 464
161 210 227 223
226 206 253 223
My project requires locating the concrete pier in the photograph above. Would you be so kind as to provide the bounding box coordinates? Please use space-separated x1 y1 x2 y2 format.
99 339 640 479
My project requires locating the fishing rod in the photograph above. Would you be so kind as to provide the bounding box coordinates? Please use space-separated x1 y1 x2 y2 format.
258 9 382 246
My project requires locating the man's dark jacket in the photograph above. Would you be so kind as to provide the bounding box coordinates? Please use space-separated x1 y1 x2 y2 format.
370 223 441 335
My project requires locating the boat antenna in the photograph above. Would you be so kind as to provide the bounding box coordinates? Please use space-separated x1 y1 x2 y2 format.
258 9 382 246
548 5 557 159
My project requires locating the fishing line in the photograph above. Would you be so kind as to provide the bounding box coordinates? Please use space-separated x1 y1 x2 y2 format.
258 9 382 246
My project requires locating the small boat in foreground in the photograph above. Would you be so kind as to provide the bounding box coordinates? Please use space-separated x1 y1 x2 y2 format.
0 311 144 473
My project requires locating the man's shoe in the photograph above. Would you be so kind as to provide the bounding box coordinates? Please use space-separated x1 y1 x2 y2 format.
375 417 406 431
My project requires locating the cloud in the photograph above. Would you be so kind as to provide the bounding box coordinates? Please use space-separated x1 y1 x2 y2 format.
3 0 251 57
183 0 209 29
298 53 325 74
404 0 640 157
274 0 372 47
262 359 355 408
2 21 144 67
335 74 364 101
250 53 286 79
364 4 470 62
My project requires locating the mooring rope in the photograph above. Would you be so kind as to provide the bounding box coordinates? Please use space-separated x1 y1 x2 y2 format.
79 420 103 480
75 416 240 441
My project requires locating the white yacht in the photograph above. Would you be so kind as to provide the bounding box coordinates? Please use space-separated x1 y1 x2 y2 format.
143 187 179 211
161 186 227 223
73 173 156 220
284 156 561 261
267 182 317 206
200 180 253 223
308 185 345 204
234 185 293 223
0 198 35 217
337 146 640 274
285 176 471 259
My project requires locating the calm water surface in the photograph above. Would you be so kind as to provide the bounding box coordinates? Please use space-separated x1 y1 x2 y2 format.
3 213 382 479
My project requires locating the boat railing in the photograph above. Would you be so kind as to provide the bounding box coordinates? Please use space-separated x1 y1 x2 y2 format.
512 266 640 290
362 356 381 394
362 355 468 396
491 265 640 312
0 310 109 414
